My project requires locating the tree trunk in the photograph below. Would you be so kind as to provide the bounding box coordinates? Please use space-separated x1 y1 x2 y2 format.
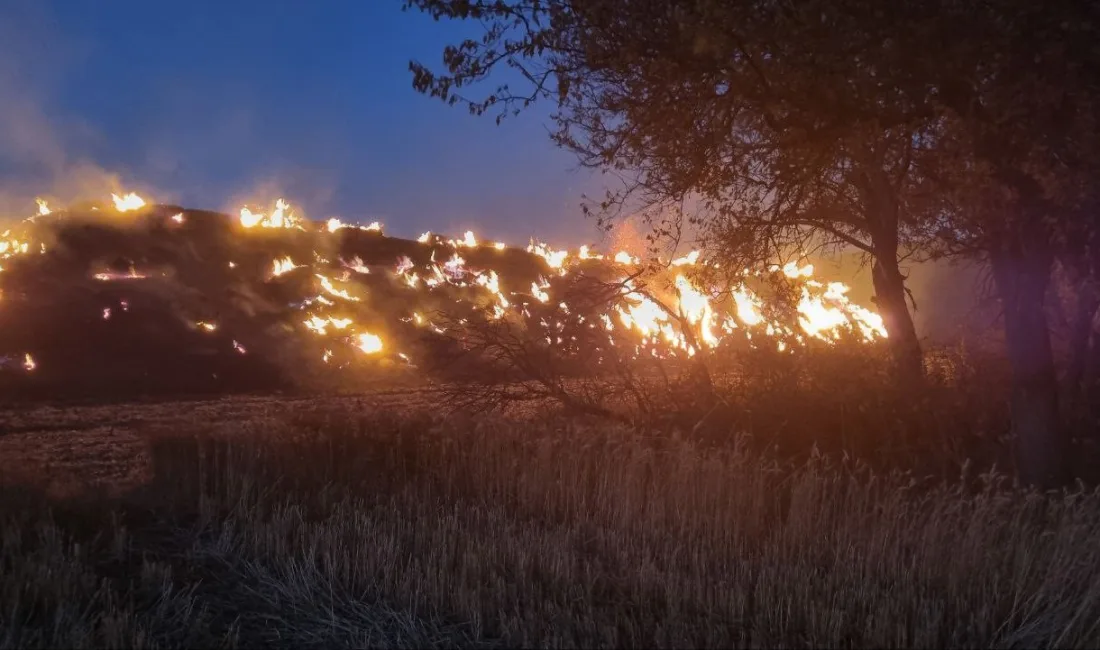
871 255 924 381
1065 280 1099 396
856 159 924 382
989 234 1069 488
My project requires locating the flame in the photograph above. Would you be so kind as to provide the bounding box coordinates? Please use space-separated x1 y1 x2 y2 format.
304 315 353 335
442 253 466 280
475 270 510 314
0 193 890 369
529 241 568 269
355 332 383 354
395 256 415 275
674 275 720 347
316 274 360 301
112 192 147 212
732 286 765 326
94 269 147 281
342 256 370 274
780 261 814 279
239 198 301 229
614 251 639 265
531 277 551 303
35 198 51 216
671 251 700 266
22 353 36 372
271 256 301 277
797 282 888 341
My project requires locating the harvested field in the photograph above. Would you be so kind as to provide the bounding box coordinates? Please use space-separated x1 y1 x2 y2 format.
2 394 1100 648
0 389 449 497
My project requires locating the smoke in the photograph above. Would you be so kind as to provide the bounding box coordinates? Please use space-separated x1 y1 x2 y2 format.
0 1 134 221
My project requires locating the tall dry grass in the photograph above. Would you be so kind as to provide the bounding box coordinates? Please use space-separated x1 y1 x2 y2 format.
3 406 1100 648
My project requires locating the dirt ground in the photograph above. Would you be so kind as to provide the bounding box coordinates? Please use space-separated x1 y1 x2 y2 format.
0 388 448 498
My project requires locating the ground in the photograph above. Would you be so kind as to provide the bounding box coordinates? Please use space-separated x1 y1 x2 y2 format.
2 390 1099 648
0 389 443 497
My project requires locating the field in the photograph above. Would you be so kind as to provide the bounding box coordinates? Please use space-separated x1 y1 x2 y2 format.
2 390 1100 648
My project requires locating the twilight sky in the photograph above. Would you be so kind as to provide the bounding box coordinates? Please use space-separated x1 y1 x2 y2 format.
0 0 606 245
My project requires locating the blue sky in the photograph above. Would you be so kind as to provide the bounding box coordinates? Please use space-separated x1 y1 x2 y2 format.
0 0 606 245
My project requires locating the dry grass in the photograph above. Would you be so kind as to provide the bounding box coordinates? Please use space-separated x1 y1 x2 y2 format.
2 404 1100 648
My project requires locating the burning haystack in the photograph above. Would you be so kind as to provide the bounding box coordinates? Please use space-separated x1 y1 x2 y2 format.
0 194 887 401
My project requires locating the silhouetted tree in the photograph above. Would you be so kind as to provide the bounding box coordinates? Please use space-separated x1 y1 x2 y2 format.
406 0 1100 485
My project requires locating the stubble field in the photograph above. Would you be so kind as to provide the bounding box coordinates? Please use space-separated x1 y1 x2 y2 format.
2 390 1100 648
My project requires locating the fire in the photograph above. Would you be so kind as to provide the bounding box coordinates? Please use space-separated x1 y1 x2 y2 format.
528 241 568 270
671 251 700 266
531 278 551 303
0 192 892 373
797 282 887 341
239 198 301 229
732 287 765 326
674 274 720 347
271 256 301 277
779 261 815 279
316 274 360 302
94 269 147 281
35 198 51 216
22 353 36 372
342 256 370 274
112 192 147 212
303 315 353 335
442 253 466 280
355 332 384 354
614 251 639 265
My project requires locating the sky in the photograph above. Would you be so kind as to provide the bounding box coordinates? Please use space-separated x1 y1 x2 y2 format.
0 0 606 245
